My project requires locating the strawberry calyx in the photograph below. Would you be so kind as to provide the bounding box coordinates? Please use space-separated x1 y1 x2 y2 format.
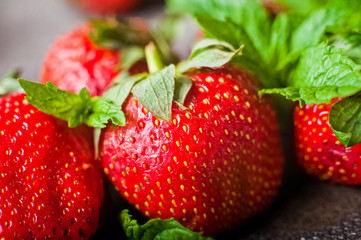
89 17 179 71
89 18 150 72
104 42 181 122
145 42 164 74
177 38 243 73
89 18 151 50
19 36 245 129
104 38 244 122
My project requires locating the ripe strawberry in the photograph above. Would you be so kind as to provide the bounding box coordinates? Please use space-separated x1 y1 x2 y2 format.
40 21 149 97
68 0 142 14
294 99 361 184
40 23 119 97
101 66 284 237
0 94 103 239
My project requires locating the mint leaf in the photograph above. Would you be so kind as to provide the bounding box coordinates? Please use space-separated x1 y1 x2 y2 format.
168 0 270 54
276 0 326 14
167 0 361 89
178 39 243 73
290 8 345 54
268 14 291 66
169 0 270 57
291 44 361 88
86 96 126 128
167 0 284 88
19 79 125 128
330 32 361 65
174 75 193 108
278 0 361 18
261 44 361 104
131 65 176 122
121 210 213 240
103 72 148 107
260 85 359 106
329 93 361 147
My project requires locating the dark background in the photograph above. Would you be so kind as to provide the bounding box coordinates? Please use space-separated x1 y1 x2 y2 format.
1 1 361 239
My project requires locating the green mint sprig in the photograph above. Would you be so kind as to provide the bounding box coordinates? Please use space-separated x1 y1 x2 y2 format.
167 0 361 147
19 79 125 128
121 210 213 240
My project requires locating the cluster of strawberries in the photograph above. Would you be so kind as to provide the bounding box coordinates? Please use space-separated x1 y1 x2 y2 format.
1 0 359 239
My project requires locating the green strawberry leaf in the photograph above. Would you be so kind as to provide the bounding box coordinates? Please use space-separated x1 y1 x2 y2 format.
18 79 125 128
131 65 176 122
174 75 193 108
188 38 236 59
329 93 361 147
121 210 213 240
178 39 243 73
103 72 148 107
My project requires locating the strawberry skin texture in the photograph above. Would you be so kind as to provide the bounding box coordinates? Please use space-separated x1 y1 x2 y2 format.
101 66 284 237
295 99 361 184
0 94 103 239
71 0 142 14
40 24 120 97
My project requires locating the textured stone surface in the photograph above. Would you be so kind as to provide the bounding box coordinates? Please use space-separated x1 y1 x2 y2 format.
221 181 361 240
1 1 361 239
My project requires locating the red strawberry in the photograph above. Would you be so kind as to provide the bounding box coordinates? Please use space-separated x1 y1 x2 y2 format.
40 21 149 97
68 0 142 14
101 66 284 237
40 23 119 97
0 94 103 239
294 99 361 184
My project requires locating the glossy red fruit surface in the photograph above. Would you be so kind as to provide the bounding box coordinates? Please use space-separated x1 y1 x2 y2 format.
71 0 142 14
40 24 120 97
0 94 103 239
101 66 284 237
295 99 361 184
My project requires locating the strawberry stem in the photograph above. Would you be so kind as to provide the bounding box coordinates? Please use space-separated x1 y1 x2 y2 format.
145 42 164 73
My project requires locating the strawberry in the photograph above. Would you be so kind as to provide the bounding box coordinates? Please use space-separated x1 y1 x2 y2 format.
40 23 120 97
68 0 142 14
100 65 284 237
294 99 361 184
0 93 103 239
40 20 150 97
